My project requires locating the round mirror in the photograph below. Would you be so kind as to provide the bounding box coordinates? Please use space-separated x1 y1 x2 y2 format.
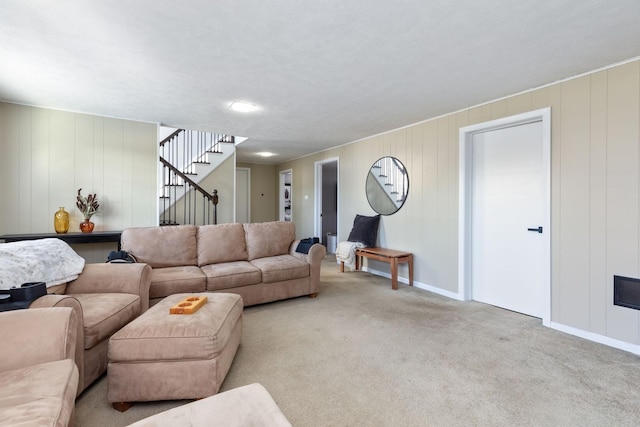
366 156 409 215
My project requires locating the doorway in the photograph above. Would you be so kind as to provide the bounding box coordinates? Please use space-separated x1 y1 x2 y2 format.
458 108 551 325
315 158 339 251
279 170 292 222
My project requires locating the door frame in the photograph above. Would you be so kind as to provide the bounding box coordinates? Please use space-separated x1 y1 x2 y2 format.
458 107 551 326
314 157 339 241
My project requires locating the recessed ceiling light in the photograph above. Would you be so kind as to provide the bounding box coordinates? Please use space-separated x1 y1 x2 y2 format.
229 101 259 113
257 152 275 157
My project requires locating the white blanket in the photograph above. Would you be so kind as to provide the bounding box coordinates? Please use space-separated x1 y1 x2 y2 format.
335 241 364 270
0 238 85 290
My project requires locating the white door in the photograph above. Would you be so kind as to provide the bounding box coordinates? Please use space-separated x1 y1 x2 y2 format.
236 168 250 223
471 121 545 318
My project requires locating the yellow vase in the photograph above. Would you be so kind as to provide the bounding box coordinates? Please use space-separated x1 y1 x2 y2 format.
54 207 70 234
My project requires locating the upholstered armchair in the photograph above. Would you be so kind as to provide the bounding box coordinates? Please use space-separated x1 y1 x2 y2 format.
30 262 152 394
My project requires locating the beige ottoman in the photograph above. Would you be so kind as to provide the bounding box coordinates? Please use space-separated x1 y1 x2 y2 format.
127 383 292 427
107 293 243 410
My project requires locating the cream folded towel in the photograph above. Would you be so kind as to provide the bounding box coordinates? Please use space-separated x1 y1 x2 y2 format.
335 241 364 270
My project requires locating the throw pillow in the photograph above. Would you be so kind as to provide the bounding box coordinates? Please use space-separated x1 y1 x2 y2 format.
347 214 380 247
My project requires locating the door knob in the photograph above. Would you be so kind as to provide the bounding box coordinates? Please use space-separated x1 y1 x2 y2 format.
527 226 543 234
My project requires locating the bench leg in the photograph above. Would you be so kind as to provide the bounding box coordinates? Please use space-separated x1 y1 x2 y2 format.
391 258 398 290
409 256 414 286
340 261 344 273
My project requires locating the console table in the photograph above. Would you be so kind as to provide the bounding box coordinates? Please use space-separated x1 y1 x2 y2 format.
340 246 413 290
0 231 122 249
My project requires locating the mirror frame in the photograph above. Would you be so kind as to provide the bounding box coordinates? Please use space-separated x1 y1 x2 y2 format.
365 156 409 216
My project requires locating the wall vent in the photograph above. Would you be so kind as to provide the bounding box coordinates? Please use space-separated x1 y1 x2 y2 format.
613 275 640 311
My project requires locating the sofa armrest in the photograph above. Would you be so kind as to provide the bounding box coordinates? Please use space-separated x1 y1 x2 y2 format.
0 307 77 373
290 242 326 294
306 243 327 292
29 295 84 394
65 263 152 312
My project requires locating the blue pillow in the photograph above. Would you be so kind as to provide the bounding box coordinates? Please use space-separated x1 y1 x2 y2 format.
347 214 380 247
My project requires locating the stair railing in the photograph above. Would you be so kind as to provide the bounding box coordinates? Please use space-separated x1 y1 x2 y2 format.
159 129 230 226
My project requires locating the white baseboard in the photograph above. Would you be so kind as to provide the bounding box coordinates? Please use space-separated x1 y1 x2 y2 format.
361 267 464 301
361 267 640 355
549 322 640 356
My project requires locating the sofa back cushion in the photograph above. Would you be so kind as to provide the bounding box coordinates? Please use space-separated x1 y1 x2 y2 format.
121 226 198 268
243 221 295 261
197 223 248 266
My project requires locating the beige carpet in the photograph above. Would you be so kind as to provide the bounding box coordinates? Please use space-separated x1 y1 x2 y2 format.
76 255 640 426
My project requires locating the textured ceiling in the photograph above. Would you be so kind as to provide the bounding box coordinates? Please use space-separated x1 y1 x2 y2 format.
1 1 640 164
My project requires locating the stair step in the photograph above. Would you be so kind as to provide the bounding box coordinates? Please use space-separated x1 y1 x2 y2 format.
192 161 210 165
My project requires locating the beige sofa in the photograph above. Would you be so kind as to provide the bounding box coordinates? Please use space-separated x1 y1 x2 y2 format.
121 221 326 307
30 263 152 394
0 307 79 427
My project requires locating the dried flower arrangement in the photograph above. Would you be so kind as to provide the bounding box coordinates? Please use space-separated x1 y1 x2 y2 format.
76 188 99 219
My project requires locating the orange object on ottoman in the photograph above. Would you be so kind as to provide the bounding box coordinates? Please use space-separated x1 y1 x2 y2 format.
107 292 242 408
169 295 208 314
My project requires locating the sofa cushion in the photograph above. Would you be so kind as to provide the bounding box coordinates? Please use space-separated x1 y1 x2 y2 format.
150 266 207 299
121 225 198 267
198 223 248 266
250 255 310 284
71 293 141 350
0 359 78 427
201 261 262 291
243 221 295 261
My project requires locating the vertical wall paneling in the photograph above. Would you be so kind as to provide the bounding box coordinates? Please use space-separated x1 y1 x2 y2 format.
547 83 563 320
49 110 75 231
589 71 608 335
437 118 452 290
605 62 640 343
102 118 124 231
31 108 50 232
422 120 439 286
270 59 640 351
506 92 532 116
121 122 134 229
0 103 157 259
408 124 423 268
531 87 549 112
558 76 591 329
92 117 105 231
17 107 30 232
131 122 157 226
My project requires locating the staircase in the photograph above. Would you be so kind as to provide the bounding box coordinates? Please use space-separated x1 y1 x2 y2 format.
159 128 235 226
370 157 408 208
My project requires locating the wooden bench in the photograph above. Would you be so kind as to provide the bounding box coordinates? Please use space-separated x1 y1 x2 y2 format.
340 247 413 290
